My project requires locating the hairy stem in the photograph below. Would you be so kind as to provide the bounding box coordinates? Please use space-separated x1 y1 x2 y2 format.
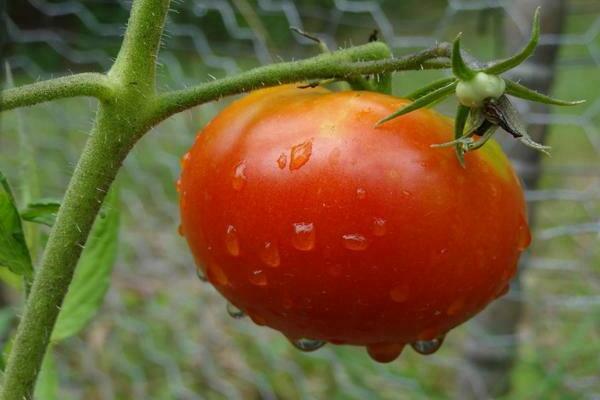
0 0 171 398
0 73 113 111
109 0 170 94
0 107 142 399
150 43 450 123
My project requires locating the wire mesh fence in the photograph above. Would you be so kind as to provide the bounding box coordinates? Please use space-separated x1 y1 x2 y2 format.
1 0 599 399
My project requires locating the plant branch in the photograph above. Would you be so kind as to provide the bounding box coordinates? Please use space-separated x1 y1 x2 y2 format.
0 0 173 398
109 0 170 94
149 42 451 123
0 73 113 111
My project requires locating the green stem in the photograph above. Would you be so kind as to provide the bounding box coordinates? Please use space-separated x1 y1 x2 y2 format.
0 106 143 400
109 0 170 94
150 43 450 123
0 73 113 111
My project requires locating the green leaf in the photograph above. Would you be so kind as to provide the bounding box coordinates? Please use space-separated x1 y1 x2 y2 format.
0 171 33 279
405 77 456 100
376 81 457 125
451 35 476 81
484 8 540 75
51 190 120 342
505 79 585 106
34 350 59 400
20 200 61 227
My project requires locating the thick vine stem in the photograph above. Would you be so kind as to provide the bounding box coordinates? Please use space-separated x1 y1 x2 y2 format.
149 43 451 123
0 73 113 111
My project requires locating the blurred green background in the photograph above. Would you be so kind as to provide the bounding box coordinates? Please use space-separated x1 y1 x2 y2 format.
1 0 599 399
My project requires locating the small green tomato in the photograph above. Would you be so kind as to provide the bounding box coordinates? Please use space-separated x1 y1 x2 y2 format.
455 72 506 107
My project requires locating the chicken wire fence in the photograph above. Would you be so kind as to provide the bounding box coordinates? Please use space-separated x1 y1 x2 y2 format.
1 0 600 399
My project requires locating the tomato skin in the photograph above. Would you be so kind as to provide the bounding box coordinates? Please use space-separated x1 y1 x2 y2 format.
179 85 529 355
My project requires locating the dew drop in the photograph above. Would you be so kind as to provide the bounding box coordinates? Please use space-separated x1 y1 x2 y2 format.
389 284 409 303
372 217 387 237
177 224 184 237
175 178 182 193
259 241 280 267
366 343 404 363
292 338 326 352
225 225 240 256
232 161 247 191
196 267 207 282
277 152 287 169
342 233 368 251
226 302 246 319
289 139 313 170
249 270 268 286
517 216 531 251
411 336 445 355
207 263 228 286
446 298 465 316
356 187 367 200
292 222 316 251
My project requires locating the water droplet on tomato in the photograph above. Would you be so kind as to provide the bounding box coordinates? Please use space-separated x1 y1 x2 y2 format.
342 233 368 251
225 225 240 256
277 152 287 169
196 267 207 282
207 263 228 286
259 241 280 267
292 222 316 251
517 215 531 251
411 336 445 355
372 217 387 237
292 338 326 352
289 139 313 170
177 224 184 236
389 284 409 303
356 188 366 199
249 270 268 286
232 161 247 191
366 343 404 363
226 302 246 319
175 178 182 193
446 298 465 316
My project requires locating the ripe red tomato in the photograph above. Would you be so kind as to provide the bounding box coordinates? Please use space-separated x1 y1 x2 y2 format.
178 85 530 362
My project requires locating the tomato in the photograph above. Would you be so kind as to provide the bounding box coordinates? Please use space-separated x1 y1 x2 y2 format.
178 85 530 362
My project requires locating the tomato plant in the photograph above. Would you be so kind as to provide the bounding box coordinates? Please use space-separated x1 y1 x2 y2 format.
179 85 532 362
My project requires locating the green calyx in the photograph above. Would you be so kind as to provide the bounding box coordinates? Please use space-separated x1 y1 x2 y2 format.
377 7 585 165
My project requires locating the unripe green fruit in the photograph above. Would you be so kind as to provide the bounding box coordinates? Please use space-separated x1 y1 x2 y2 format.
455 72 506 107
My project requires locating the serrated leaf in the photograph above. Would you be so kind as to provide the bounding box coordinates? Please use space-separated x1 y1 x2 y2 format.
34 350 59 400
20 199 61 227
0 171 33 279
51 190 120 342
